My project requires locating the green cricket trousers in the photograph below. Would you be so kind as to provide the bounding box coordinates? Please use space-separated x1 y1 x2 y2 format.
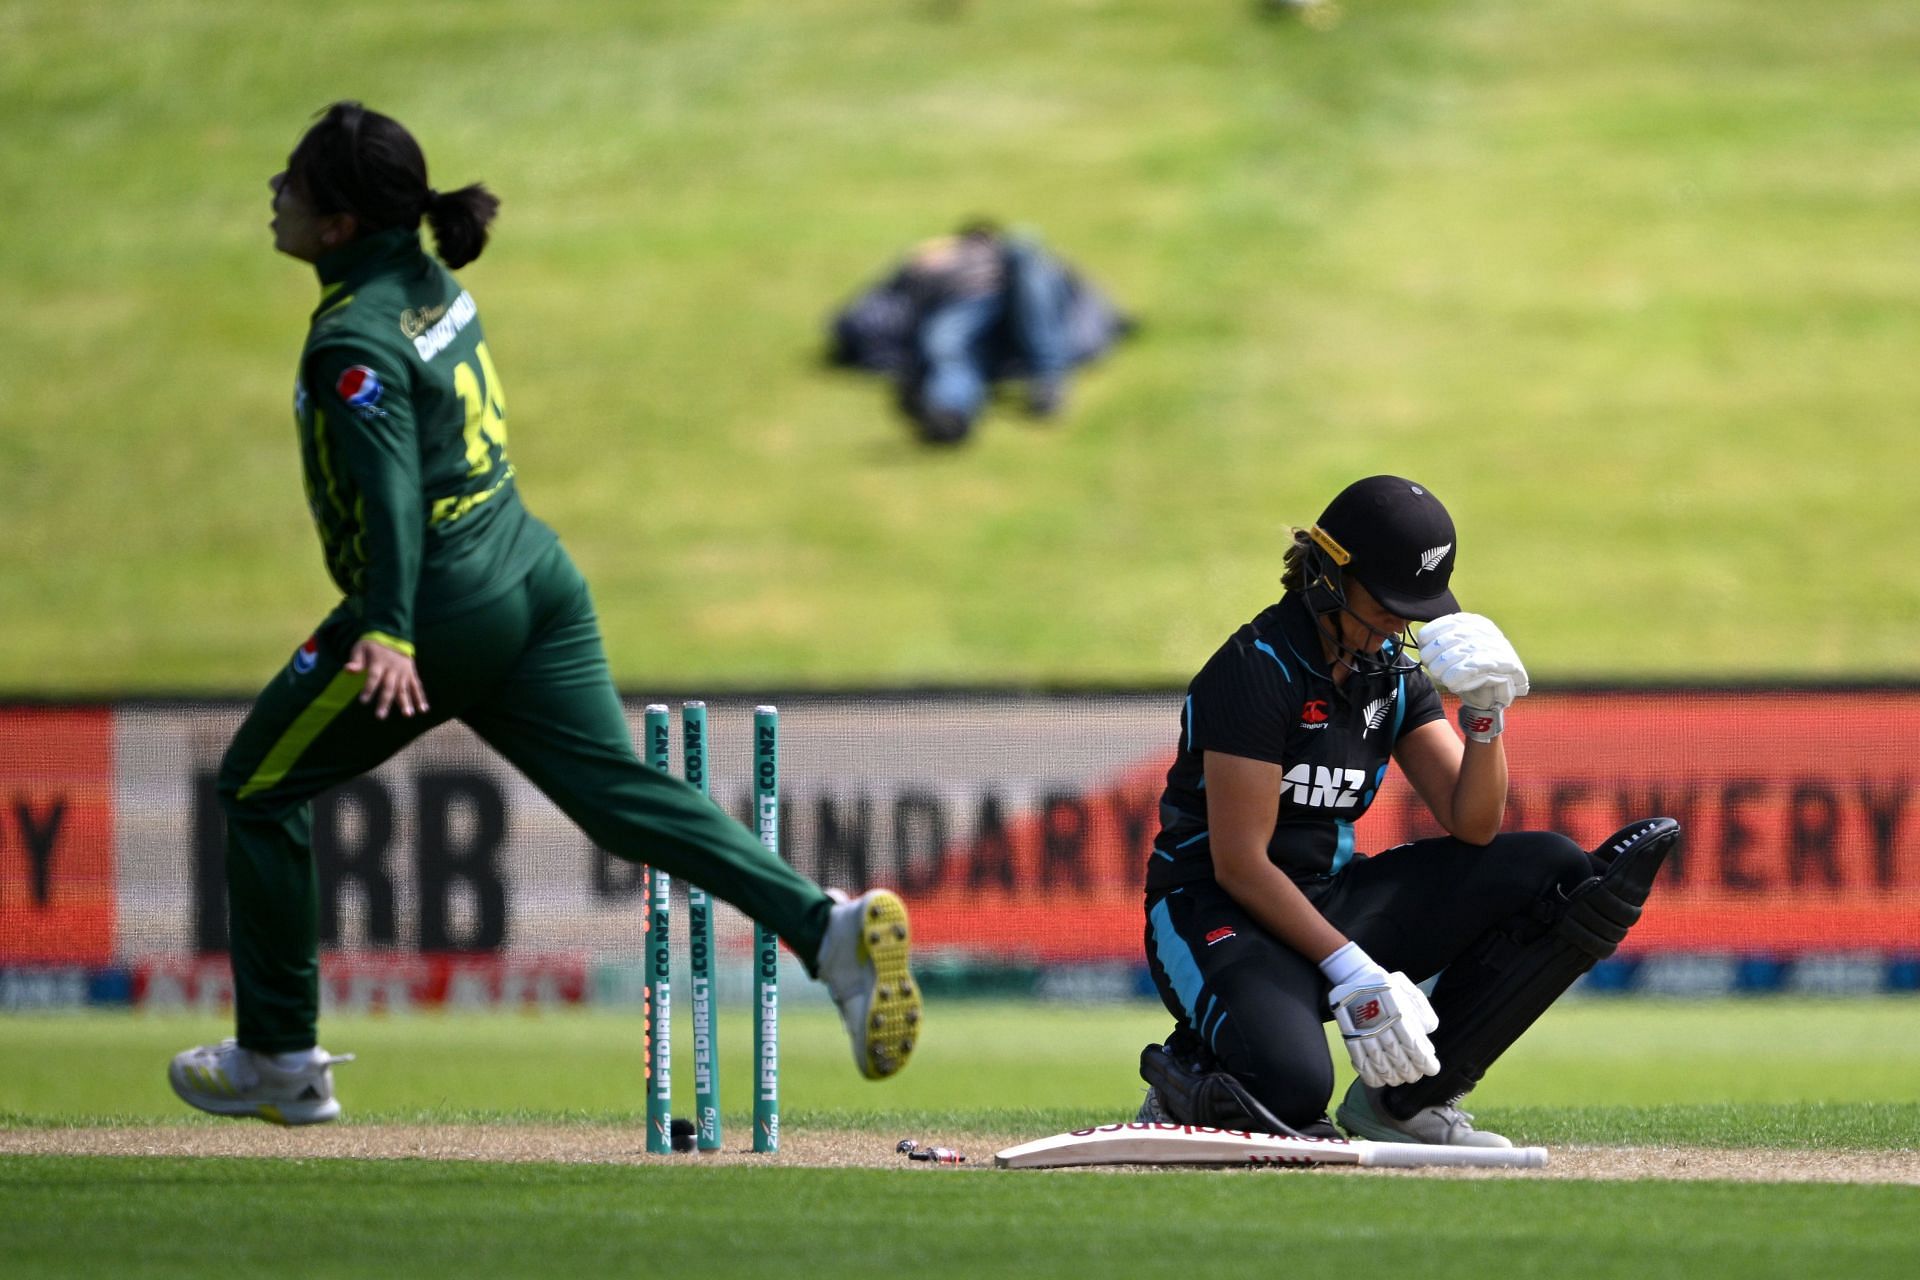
218 539 832 1052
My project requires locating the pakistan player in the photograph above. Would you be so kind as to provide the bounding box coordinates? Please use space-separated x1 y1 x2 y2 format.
169 102 920 1124
1137 476 1678 1145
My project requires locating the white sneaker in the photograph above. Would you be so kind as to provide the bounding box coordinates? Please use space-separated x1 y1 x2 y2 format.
816 889 921 1079
168 1039 353 1126
1335 1080 1511 1148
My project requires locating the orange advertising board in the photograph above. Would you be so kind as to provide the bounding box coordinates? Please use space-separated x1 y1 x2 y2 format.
905 691 1920 961
0 707 116 963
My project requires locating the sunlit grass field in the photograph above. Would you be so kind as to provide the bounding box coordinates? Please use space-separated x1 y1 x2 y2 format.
3 1003 1919 1279
4 1 1918 691
7 1002 1920 1138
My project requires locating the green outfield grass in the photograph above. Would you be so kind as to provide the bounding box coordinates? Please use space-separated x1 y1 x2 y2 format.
11 1005 1920 1274
5 1002 1918 1277
4 1157 1918 1280
4 1 1918 691
6 1001 1920 1142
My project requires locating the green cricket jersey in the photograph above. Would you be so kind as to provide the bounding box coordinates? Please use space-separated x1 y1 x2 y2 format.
294 228 556 654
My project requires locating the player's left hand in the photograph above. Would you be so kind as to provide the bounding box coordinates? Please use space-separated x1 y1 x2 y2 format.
1321 942 1441 1089
347 639 428 720
1416 612 1529 711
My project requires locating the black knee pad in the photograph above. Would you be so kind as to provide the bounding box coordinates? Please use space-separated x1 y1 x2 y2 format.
1382 817 1681 1118
1139 1037 1338 1140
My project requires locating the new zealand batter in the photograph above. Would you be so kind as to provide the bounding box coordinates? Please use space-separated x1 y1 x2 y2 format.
1138 476 1678 1145
169 103 921 1124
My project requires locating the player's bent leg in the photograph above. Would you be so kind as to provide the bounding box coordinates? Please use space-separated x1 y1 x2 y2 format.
1381 817 1683 1118
1141 887 1340 1136
169 1040 354 1126
1138 1030 1340 1139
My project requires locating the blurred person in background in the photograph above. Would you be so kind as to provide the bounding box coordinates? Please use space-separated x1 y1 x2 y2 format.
168 102 922 1125
827 220 1132 445
1135 475 1678 1146
894 220 1071 443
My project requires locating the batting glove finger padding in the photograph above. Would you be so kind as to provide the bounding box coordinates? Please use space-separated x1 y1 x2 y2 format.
1418 613 1530 709
1327 969 1442 1089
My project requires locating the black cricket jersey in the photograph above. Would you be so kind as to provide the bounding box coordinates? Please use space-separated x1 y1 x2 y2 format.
1145 593 1444 893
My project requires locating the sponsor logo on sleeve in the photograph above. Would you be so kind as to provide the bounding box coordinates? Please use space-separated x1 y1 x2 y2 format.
1204 927 1237 947
291 635 320 676
335 365 386 416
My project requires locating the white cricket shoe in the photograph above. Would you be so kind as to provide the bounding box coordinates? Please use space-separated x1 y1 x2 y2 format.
168 1039 353 1126
1336 1080 1511 1148
817 889 921 1079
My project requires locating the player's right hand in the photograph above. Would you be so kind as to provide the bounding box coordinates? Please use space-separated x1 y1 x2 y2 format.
346 637 429 721
1416 612 1529 712
1323 949 1441 1089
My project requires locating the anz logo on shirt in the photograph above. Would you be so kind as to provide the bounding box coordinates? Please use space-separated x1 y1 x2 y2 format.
1280 764 1366 810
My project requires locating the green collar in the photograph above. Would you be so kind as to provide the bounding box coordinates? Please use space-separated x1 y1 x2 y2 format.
314 227 421 297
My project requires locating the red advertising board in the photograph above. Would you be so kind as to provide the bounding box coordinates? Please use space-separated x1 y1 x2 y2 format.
908 691 1920 961
0 707 116 964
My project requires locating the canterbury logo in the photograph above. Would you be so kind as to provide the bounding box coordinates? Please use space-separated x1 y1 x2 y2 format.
1362 698 1390 735
1417 543 1452 574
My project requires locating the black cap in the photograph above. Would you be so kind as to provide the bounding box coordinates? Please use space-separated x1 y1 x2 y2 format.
1309 476 1459 621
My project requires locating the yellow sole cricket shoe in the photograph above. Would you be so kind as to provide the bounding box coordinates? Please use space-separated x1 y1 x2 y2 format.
820 889 922 1080
168 1039 351 1125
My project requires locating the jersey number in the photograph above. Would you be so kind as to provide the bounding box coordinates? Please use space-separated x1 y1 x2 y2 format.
453 342 509 476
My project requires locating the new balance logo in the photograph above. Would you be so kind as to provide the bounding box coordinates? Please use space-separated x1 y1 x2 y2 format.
1417 543 1451 574
1354 999 1383 1025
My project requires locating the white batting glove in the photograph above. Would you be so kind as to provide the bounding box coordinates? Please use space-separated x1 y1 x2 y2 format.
1416 612 1529 742
1320 942 1440 1089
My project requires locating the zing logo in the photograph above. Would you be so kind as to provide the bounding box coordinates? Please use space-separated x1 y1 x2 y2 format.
1204 927 1237 947
1299 700 1330 729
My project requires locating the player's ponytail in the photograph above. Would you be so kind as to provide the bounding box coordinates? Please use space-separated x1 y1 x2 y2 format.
423 184 500 269
287 101 500 268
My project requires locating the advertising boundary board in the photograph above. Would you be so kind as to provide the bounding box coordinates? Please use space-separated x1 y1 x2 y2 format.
2 687 1917 1006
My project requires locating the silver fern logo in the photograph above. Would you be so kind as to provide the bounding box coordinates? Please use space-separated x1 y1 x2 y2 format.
1362 698 1390 735
1417 543 1452 575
